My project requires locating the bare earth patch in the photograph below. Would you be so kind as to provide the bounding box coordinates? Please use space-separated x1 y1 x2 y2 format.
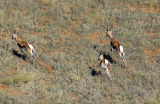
86 32 108 44
1 69 16 76
32 32 46 36
146 33 158 38
0 33 12 40
113 25 120 29
0 84 26 96
0 85 8 91
38 59 54 73
42 16 54 23
130 2 160 13
144 47 159 56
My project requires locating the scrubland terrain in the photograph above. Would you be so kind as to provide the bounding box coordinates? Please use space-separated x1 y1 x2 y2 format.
0 0 159 103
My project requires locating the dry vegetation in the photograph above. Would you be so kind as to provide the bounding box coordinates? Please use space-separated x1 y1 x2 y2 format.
0 0 159 103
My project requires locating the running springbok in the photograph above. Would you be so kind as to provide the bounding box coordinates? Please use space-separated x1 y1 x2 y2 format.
99 52 112 80
12 34 39 58
106 28 126 67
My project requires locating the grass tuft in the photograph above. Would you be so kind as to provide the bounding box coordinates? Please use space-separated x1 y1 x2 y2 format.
1 73 34 86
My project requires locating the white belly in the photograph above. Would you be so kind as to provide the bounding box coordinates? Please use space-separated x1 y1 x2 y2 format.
102 64 107 69
101 59 109 69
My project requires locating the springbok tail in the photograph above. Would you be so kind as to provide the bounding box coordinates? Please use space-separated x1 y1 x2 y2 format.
32 50 39 59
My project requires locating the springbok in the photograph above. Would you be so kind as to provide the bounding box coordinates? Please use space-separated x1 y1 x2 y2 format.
106 28 126 67
99 53 112 80
12 34 39 58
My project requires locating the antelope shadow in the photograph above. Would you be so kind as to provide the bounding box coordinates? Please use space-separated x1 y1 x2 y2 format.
89 66 101 76
12 49 27 60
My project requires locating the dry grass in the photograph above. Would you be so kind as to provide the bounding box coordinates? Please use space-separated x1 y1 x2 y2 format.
0 0 159 103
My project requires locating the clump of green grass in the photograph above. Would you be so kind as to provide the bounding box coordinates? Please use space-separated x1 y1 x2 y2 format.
1 73 34 86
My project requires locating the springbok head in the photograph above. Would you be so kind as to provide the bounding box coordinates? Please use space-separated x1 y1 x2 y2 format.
98 51 105 61
12 33 18 40
106 27 113 39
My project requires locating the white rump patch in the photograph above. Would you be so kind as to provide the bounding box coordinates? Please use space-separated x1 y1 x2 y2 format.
27 42 34 50
120 45 124 53
105 59 109 65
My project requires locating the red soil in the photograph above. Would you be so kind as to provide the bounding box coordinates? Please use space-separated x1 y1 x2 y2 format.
32 32 46 36
86 32 108 44
38 59 54 73
7 89 25 96
1 69 16 76
147 33 157 38
0 34 12 40
113 25 120 29
130 2 160 13
0 84 25 96
41 7 48 13
42 16 54 22
144 47 159 56
0 85 8 91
